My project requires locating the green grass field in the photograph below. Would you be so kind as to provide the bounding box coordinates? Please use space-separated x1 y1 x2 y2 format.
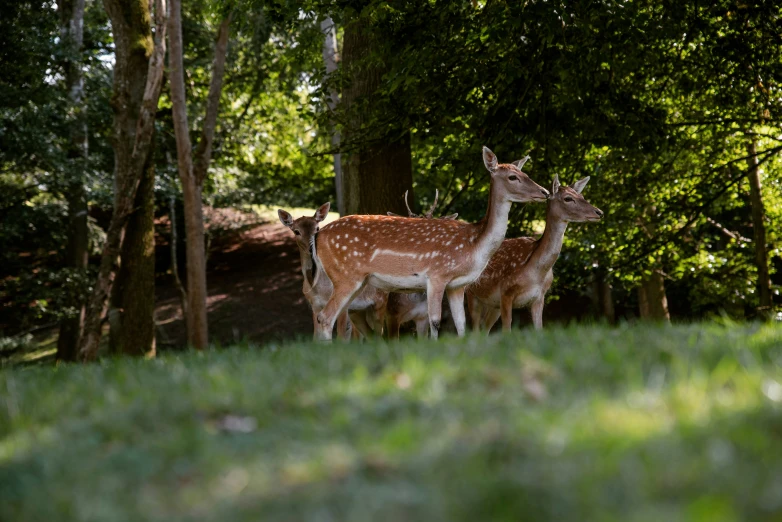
2 323 782 522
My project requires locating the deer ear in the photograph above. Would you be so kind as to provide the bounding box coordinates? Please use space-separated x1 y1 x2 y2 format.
512 156 530 170
482 146 498 173
278 209 294 228
313 202 330 222
572 176 590 194
552 175 560 195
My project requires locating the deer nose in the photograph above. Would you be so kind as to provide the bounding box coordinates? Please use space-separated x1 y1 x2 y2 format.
594 208 604 217
541 188 550 199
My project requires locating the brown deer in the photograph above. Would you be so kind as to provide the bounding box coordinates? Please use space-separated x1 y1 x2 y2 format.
467 175 602 332
385 190 457 339
314 146 550 341
278 203 387 339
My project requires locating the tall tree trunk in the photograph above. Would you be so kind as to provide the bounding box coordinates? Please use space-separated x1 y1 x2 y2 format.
638 269 670 322
746 139 772 316
56 0 89 362
169 6 231 350
341 17 414 216
169 193 188 334
109 146 156 357
590 270 615 324
321 17 344 215
78 0 167 361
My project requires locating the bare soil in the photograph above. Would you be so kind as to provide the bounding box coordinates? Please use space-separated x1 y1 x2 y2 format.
155 218 313 350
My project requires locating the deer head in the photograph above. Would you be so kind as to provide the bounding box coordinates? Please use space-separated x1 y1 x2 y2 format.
387 189 459 220
549 175 603 222
277 202 331 251
483 146 550 203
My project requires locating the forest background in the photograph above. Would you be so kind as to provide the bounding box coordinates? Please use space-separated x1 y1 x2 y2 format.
1 0 780 361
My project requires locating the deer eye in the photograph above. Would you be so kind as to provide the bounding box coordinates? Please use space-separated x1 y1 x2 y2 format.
294 230 301 236
564 197 574 203
508 175 519 182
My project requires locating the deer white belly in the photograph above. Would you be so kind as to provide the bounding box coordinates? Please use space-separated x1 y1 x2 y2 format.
349 294 376 310
401 296 429 323
513 285 544 308
368 273 428 292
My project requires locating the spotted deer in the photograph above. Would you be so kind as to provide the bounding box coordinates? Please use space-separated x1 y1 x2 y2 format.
385 190 457 339
467 175 603 332
314 146 550 341
278 203 387 339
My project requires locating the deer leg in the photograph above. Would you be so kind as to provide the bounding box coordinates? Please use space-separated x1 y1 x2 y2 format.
367 301 386 336
386 314 401 340
312 310 319 340
349 310 374 339
426 279 447 339
446 286 466 336
351 319 362 340
336 311 350 341
482 307 500 333
467 292 481 331
415 318 429 338
501 293 514 332
316 280 364 341
531 297 544 330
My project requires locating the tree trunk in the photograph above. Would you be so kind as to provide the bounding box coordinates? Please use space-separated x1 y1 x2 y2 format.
341 17 414 216
746 139 772 316
169 193 188 334
638 269 670 322
79 0 167 361
56 0 89 362
321 17 344 215
590 271 615 324
109 146 156 357
169 5 231 350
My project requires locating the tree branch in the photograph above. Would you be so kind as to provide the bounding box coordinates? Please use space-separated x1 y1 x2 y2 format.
168 0 193 184
193 14 232 186
705 217 751 243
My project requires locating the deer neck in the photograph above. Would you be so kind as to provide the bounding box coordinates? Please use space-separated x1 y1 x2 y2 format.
475 180 512 260
298 240 319 288
530 206 568 272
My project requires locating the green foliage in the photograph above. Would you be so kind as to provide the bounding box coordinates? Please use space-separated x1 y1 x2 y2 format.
155 3 333 209
2 323 782 520
0 0 114 333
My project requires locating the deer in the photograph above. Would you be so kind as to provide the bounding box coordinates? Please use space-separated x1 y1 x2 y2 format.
313 146 550 341
467 174 603 332
385 190 457 339
278 203 387 340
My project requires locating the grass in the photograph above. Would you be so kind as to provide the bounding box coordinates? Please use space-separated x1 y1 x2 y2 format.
1 322 782 522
